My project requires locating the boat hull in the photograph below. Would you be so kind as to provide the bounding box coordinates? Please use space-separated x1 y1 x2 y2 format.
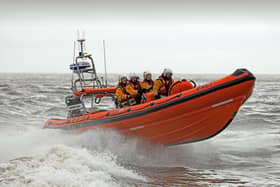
45 69 255 145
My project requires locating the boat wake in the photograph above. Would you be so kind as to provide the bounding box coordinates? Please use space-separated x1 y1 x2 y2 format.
0 144 145 187
0 124 222 186
0 126 148 186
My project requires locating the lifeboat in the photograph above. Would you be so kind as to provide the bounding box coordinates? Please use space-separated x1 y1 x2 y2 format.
44 69 255 145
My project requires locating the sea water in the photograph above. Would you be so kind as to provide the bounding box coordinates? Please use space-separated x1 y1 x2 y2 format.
0 73 279 186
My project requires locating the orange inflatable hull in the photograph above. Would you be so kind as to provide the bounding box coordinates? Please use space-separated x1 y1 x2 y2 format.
73 87 116 96
44 69 255 145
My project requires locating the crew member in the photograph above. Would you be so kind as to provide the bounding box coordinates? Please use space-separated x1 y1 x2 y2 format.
153 68 174 99
126 74 143 105
140 71 154 93
115 76 129 108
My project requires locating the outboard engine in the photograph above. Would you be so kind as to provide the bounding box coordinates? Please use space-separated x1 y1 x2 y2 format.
65 95 85 118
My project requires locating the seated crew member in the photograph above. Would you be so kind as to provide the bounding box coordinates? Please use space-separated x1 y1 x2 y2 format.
153 68 174 99
140 71 154 93
125 74 143 105
115 76 129 108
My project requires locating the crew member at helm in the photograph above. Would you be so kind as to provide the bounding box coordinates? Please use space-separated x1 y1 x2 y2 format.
140 71 154 93
115 76 129 108
153 68 174 99
125 73 143 105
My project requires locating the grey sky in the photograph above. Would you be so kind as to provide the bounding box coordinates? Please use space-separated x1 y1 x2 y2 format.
1 0 280 74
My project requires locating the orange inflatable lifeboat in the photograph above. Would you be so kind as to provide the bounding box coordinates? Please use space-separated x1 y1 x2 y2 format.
44 69 255 145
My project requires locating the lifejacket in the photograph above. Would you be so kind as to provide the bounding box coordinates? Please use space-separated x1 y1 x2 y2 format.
129 80 141 90
115 83 130 107
144 79 154 86
117 83 127 95
125 80 143 105
158 76 174 96
127 80 142 96
141 79 154 93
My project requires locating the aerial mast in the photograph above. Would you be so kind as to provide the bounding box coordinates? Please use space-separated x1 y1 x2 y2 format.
70 30 101 91
77 30 86 57
103 40 108 88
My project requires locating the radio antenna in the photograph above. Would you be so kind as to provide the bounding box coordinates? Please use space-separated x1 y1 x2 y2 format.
103 40 108 88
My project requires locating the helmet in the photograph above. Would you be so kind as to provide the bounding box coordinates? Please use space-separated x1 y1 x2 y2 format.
143 71 152 79
129 73 139 80
120 76 128 81
162 68 173 77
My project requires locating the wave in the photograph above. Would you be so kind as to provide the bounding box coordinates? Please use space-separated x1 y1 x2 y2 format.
0 126 147 187
0 145 145 187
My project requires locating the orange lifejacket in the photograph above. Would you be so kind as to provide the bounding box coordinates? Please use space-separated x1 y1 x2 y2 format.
124 81 142 105
126 81 142 96
158 76 174 96
143 79 154 87
116 83 135 107
117 83 127 94
141 79 154 92
131 81 141 90
115 83 128 100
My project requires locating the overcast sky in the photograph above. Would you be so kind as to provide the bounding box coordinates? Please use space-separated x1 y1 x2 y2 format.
0 0 280 74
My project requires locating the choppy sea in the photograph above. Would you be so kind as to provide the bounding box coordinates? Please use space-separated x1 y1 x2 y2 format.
0 73 279 187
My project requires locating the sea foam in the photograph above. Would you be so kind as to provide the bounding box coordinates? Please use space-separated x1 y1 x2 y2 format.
0 144 145 187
